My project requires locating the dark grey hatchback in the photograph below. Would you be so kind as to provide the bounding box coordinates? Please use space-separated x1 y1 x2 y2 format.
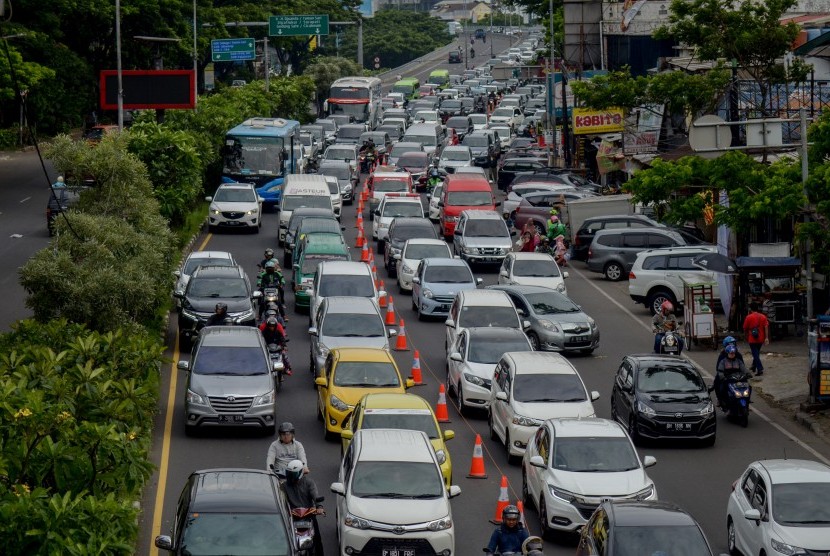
155 468 302 555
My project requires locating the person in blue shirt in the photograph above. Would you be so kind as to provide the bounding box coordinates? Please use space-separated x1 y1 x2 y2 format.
485 505 529 554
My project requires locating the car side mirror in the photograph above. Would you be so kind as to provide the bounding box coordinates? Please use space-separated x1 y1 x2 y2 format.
378 290 387 298
314 377 327 387
496 391 508 402
443 430 455 441
387 328 397 337
495 201 502 207
252 291 262 299
426 193 432 199
448 485 462 498
476 277 483 285
330 482 346 496
173 270 181 278
516 308 526 317
405 378 415 389
438 201 445 207
340 429 354 441
394 253 402 260
155 536 174 550
308 327 318 336
499 270 508 277
529 455 545 468
743 508 761 522
450 352 463 362
510 230 517 237
412 276 421 284
643 455 657 468
445 318 455 327
177 361 189 371
373 209 380 216
563 271 569 279
204 196 213 202
522 320 531 329
590 390 600 401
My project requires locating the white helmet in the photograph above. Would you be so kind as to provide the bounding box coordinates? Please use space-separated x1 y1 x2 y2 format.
286 459 304 482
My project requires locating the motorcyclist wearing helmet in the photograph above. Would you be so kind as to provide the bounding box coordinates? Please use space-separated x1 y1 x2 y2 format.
258 247 277 270
546 211 567 242
205 302 229 327
266 424 308 475
283 459 325 554
359 138 378 173
715 343 749 410
257 260 286 315
716 335 745 366
259 317 292 375
485 505 529 554
535 236 554 255
427 167 442 192
652 301 682 353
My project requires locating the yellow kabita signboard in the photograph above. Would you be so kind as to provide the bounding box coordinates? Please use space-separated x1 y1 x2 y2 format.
572 108 625 135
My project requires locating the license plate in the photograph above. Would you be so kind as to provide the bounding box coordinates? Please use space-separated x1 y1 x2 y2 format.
666 423 691 431
225 221 242 225
382 549 415 556
439 304 450 311
293 520 312 528
570 335 589 342
218 415 244 423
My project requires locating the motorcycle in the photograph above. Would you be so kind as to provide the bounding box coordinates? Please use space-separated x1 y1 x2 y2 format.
724 371 752 427
268 343 287 390
291 499 325 555
359 150 377 174
482 535 544 555
658 328 684 355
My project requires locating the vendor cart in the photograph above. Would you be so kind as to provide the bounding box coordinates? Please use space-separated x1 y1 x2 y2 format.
681 274 719 350
808 316 830 404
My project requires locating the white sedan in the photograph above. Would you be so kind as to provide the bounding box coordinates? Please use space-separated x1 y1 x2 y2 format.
395 238 452 292
498 252 568 295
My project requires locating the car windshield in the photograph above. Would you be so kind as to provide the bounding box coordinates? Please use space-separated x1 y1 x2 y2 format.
405 134 437 147
466 220 506 237
183 258 234 275
180 512 290 555
405 244 450 260
448 191 492 206
374 178 409 192
458 306 518 328
524 292 580 314
302 254 348 275
283 195 332 212
325 180 339 194
424 265 473 283
442 150 471 162
193 346 267 376
513 259 561 277
468 336 530 364
513 373 586 402
463 136 489 147
213 188 256 203
383 203 422 218
360 411 439 439
772 483 830 524
394 225 435 243
612 525 711 556
493 108 514 117
321 166 351 180
638 366 706 394
391 145 420 158
299 221 340 236
551 437 640 472
333 361 400 387
188 277 248 298
471 115 487 123
317 274 373 297
397 153 427 167
351 461 444 498
322 313 385 338
338 127 364 140
325 148 355 161
443 101 462 110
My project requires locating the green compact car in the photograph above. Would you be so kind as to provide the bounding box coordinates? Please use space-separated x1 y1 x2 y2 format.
292 233 351 311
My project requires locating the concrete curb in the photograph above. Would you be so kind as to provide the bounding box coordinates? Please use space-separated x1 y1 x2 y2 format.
794 410 830 442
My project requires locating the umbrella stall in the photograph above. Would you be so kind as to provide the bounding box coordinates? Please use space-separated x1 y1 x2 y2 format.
681 274 719 350
735 256 803 339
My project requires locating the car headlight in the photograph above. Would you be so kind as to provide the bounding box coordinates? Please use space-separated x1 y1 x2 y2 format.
329 394 349 412
700 401 714 415
344 513 371 529
186 389 206 405
173 289 184 298
637 400 656 416
210 205 220 215
423 288 434 299
253 390 275 407
549 485 576 503
246 208 259 215
770 538 809 556
402 263 414 274
343 184 353 192
556 283 566 292
427 516 453 531
587 317 596 328
435 449 447 464
633 484 655 500
181 308 200 321
464 372 487 386
232 308 255 321
538 319 560 332
318 343 330 359
512 415 541 427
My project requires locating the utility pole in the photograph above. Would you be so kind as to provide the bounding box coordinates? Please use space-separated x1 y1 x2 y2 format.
193 0 198 107
801 107 813 321
116 0 124 130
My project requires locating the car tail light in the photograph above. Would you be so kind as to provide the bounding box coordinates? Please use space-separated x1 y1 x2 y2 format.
514 206 520 214
629 272 636 280
588 248 593 259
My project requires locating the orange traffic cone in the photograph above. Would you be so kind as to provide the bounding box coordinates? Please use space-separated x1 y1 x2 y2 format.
378 281 387 308
358 198 364 214
372 265 380 288
467 434 487 478
517 501 528 529
490 476 510 524
385 298 397 325
355 226 365 248
411 350 424 385
356 210 363 228
394 318 410 351
360 242 370 263
435 383 450 422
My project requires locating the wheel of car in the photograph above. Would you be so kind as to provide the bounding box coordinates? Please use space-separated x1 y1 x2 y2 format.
539 498 553 541
610 397 618 422
521 470 531 507
581 348 595 355
505 431 518 465
283 252 291 267
184 423 197 437
178 334 191 353
647 290 676 316
628 414 640 445
317 399 324 422
264 423 275 436
488 411 498 441
457 383 467 417
398 280 406 294
527 332 540 350
727 517 741 556
604 262 624 281
323 413 337 441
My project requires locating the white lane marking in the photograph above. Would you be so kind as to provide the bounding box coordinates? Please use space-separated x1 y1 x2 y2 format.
19 196 31 204
569 264 830 466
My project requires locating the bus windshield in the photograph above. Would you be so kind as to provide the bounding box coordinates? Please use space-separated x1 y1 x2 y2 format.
223 135 283 176
330 86 370 100
329 102 369 122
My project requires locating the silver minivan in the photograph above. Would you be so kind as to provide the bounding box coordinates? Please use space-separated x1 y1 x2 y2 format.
586 227 688 281
452 210 513 264
403 122 447 158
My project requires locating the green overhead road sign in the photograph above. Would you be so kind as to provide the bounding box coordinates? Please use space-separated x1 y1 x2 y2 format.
269 15 329 37
211 38 256 62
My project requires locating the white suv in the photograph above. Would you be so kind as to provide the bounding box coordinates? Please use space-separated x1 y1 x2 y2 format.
628 245 719 315
372 194 424 245
205 182 263 232
331 429 461 556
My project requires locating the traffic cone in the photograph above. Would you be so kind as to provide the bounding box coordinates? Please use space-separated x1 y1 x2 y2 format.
435 383 450 422
361 242 370 263
385 298 397 325
358 198 364 214
394 318 410 351
517 501 528 529
371 264 379 288
356 210 363 228
378 281 388 308
467 434 487 478
355 226 365 248
411 349 424 385
490 476 510 524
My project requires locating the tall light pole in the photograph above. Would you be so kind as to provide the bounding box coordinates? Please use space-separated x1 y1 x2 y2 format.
116 0 124 130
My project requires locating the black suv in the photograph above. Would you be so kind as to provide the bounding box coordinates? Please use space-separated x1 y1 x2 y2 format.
462 131 499 167
448 50 462 64
155 468 303 555
383 217 439 275
176 265 260 349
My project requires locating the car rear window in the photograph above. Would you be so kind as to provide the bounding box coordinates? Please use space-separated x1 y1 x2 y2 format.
193 346 267 376
596 234 620 247
319 274 374 297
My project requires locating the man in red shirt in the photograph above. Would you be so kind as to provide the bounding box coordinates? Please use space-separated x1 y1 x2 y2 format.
742 302 770 376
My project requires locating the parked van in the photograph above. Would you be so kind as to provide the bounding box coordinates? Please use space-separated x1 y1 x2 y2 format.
278 175 333 245
402 122 447 158
392 77 420 101
438 173 497 239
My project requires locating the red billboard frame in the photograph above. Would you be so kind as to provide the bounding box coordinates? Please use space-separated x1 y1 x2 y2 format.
100 70 195 110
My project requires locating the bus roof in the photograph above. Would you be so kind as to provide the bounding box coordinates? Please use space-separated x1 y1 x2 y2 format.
395 78 420 86
227 117 300 137
429 69 450 77
331 76 382 87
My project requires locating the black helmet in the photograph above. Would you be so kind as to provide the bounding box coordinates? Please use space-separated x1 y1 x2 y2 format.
266 317 278 328
215 302 228 313
502 505 520 522
278 422 295 434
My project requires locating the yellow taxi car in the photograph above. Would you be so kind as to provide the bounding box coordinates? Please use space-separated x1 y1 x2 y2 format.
315 348 414 440
341 393 456 486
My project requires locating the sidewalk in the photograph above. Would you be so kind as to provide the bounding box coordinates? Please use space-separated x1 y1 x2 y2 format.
684 334 830 445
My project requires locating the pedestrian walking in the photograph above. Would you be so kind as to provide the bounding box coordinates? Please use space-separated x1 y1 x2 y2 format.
742 302 770 376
